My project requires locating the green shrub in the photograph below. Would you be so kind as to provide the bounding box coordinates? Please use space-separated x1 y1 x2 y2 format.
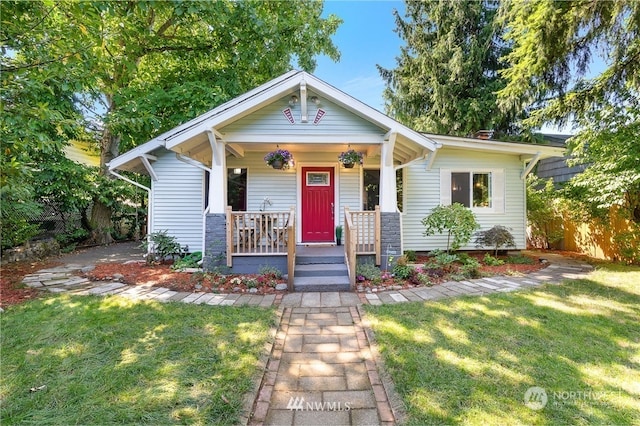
356 262 382 281
434 251 459 267
258 264 283 279
483 253 504 266
142 231 183 263
172 251 203 270
422 203 479 253
474 225 516 256
393 263 413 280
461 258 481 278
403 250 417 262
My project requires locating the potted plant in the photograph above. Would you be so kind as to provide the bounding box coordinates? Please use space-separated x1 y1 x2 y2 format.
335 225 343 245
338 149 363 168
264 148 293 169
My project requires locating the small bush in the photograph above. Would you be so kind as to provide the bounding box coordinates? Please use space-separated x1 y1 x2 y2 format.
356 262 382 281
393 263 413 280
142 231 183 263
404 250 417 262
461 258 481 278
483 253 504 266
434 252 459 267
411 272 433 286
172 251 203 270
422 203 479 253
258 264 282 279
474 225 516 256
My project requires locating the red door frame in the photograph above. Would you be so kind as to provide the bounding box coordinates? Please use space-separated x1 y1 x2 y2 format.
301 166 335 243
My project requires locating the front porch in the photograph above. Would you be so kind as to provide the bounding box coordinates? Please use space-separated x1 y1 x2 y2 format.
208 207 390 291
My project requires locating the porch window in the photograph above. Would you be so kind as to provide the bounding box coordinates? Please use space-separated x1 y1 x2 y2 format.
362 168 403 212
204 169 247 211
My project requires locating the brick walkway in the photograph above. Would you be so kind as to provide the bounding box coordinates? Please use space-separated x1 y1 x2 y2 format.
249 306 394 425
21 251 593 425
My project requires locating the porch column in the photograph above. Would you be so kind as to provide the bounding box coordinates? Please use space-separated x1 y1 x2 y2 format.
379 132 401 268
207 130 227 214
204 129 228 271
379 132 397 212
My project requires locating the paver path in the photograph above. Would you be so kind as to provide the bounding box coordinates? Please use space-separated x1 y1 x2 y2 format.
248 306 394 425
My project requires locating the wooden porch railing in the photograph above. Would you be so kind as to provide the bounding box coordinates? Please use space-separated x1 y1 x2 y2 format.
344 206 381 289
226 208 292 267
286 209 296 291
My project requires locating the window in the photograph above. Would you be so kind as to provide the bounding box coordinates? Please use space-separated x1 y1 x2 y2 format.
451 172 491 208
362 168 403 212
205 169 247 211
441 168 503 212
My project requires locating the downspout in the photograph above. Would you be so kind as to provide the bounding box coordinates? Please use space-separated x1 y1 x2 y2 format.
176 153 212 259
108 169 152 253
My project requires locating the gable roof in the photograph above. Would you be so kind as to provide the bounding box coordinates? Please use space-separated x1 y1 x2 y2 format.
109 71 441 172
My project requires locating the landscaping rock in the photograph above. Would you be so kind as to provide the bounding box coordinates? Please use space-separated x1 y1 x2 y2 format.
81 265 95 273
275 283 288 291
249 288 258 294
112 273 124 281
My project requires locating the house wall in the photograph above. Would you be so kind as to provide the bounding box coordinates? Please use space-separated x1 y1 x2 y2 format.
151 150 205 252
402 148 526 251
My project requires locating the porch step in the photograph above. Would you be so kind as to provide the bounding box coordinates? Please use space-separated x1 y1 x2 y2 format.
293 276 351 292
296 255 345 265
295 263 347 277
293 248 350 292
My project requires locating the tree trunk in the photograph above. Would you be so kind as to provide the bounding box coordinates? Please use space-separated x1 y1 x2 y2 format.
88 114 120 245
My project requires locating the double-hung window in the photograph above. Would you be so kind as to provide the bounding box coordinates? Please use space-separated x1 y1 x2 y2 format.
441 169 504 213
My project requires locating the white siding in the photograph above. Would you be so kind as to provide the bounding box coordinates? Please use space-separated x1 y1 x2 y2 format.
402 149 526 251
151 150 205 252
339 165 362 220
220 90 384 137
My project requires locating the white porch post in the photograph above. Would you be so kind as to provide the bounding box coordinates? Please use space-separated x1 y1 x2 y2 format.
207 129 227 213
380 132 397 212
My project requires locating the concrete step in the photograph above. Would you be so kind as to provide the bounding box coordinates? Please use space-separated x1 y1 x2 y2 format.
296 255 344 265
295 263 348 277
294 276 351 292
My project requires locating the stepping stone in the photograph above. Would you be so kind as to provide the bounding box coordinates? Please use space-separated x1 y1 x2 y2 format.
88 282 126 295
389 293 408 302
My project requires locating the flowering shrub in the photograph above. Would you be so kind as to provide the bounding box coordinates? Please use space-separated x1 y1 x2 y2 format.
338 149 363 165
264 149 293 169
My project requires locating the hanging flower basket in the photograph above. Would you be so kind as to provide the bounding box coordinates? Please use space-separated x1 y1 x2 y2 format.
338 149 363 168
264 149 293 170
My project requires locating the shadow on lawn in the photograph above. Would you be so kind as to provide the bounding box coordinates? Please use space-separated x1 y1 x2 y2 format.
366 268 640 425
1 295 275 425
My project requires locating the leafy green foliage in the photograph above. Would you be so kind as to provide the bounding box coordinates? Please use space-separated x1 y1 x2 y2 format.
483 254 504 266
380 0 521 136
392 263 413 280
356 262 382 282
460 257 482 278
1 0 342 243
258 264 283 279
474 225 516 256
403 250 417 262
422 204 479 253
171 252 203 271
526 175 565 249
142 231 183 263
505 254 535 265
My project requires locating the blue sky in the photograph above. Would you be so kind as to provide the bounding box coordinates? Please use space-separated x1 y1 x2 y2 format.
314 1 404 112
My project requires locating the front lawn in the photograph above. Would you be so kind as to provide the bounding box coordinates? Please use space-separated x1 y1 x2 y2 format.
1 295 276 425
365 264 640 425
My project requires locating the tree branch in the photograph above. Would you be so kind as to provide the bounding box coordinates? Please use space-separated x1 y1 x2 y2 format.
1 4 56 43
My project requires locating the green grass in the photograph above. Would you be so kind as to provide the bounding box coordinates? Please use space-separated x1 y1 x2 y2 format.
1 295 276 425
365 264 640 425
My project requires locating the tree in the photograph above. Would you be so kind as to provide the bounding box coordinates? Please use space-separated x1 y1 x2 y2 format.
497 0 640 223
379 0 520 136
422 203 479 253
1 1 341 244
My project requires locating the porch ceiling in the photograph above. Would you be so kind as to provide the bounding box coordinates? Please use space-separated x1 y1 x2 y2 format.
169 133 432 168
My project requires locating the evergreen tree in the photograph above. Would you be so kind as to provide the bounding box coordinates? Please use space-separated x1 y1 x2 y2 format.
379 0 518 137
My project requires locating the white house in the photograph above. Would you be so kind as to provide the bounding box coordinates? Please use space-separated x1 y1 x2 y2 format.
108 70 564 290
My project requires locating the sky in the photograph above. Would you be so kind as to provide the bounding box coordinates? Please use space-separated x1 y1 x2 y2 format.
313 1 404 113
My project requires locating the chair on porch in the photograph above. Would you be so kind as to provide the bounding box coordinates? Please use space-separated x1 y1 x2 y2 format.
234 214 257 252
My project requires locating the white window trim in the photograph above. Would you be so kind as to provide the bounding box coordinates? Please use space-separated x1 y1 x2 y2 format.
440 168 504 213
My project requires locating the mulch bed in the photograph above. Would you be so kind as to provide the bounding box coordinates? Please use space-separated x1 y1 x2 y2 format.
84 262 287 294
0 260 62 308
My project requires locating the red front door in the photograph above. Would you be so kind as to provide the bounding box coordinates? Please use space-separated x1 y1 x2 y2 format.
302 167 335 242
